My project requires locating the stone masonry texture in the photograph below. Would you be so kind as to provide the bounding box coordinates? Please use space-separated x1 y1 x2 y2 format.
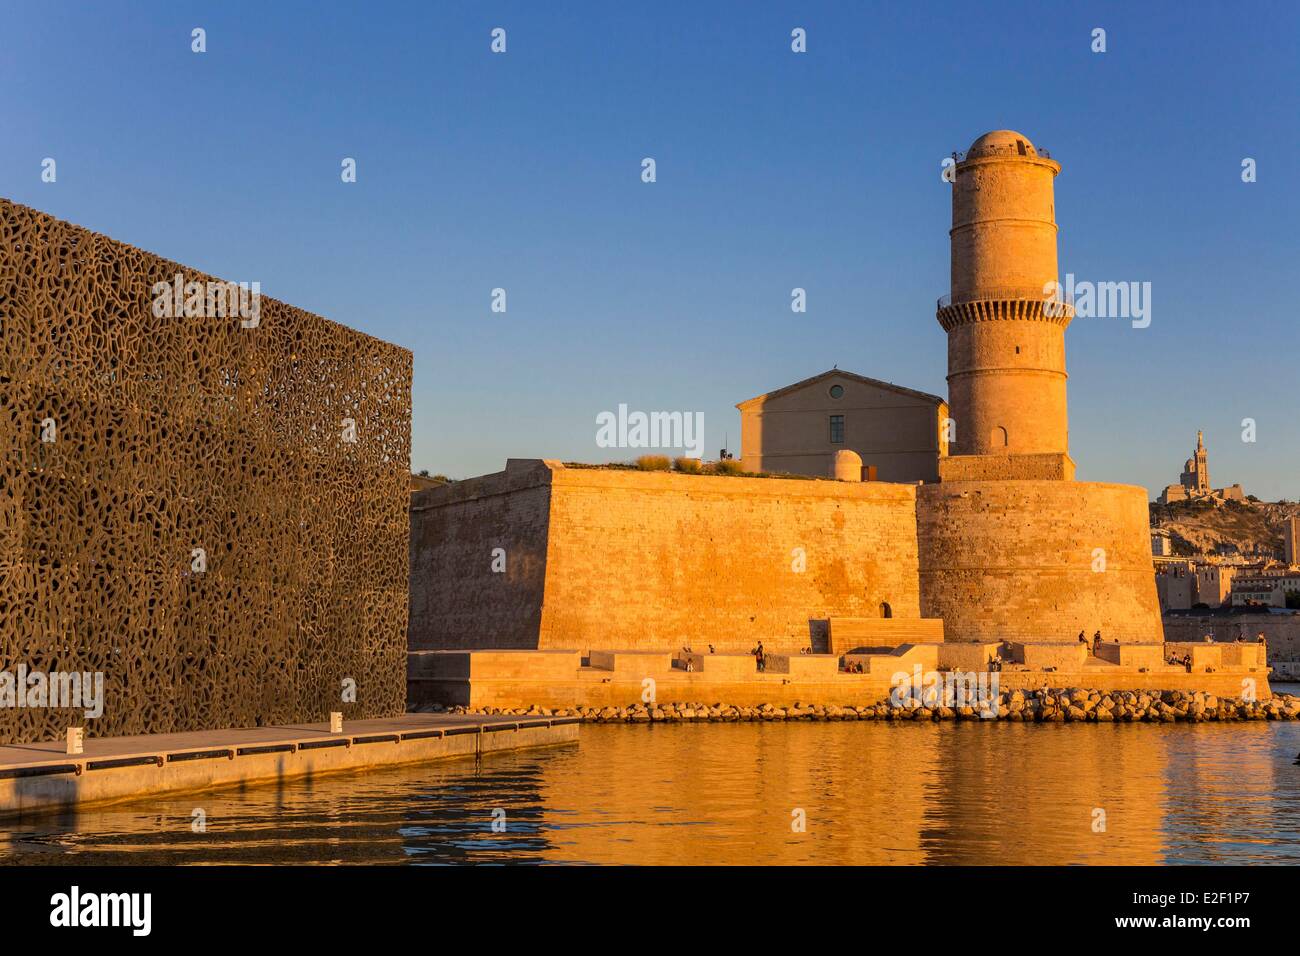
408 461 921 654
916 480 1164 643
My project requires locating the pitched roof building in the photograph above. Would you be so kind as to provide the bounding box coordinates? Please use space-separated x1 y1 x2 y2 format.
735 369 947 482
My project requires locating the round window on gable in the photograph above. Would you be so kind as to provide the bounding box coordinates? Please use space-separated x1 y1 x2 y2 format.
829 384 844 399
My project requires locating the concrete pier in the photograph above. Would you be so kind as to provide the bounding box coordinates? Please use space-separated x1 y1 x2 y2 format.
0 713 579 821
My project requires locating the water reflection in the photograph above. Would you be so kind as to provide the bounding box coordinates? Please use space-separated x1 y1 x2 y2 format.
2 720 1297 865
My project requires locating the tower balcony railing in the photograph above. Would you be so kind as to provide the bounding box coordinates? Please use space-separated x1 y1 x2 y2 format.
937 287 1074 311
950 145 1054 162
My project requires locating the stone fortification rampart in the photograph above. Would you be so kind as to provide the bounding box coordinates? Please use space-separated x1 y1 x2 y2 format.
408 462 553 651
917 480 1164 643
408 461 922 654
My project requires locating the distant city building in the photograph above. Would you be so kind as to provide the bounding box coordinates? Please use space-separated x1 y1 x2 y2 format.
735 369 948 482
1155 560 1194 610
1196 564 1236 607
1150 529 1173 556
1154 558 1239 610
1157 431 1245 504
1230 569 1300 608
1284 516 1300 566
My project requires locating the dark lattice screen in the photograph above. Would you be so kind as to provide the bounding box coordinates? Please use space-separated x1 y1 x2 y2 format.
0 198 410 744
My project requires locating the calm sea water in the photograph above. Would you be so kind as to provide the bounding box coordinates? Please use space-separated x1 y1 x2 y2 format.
4 710 1299 866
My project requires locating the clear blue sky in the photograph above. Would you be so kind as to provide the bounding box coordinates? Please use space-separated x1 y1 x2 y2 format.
3 1 1297 499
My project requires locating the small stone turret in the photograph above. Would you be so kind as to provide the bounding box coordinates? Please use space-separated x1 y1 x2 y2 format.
832 449 863 482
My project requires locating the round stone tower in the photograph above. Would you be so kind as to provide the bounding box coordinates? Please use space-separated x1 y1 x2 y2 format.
938 130 1074 479
917 129 1164 644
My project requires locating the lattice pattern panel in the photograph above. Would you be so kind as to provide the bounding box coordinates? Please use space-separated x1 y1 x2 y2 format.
0 198 411 744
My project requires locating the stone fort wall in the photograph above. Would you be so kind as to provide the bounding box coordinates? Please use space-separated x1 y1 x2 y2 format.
409 463 552 650
408 460 922 654
916 480 1164 643
0 198 411 744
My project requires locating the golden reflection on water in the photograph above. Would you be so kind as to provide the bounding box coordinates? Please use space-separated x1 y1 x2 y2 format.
2 721 1297 865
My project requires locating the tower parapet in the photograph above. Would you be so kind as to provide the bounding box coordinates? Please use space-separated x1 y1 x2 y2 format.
938 130 1075 480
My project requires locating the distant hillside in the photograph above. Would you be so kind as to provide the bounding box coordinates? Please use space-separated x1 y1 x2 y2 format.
1149 497 1300 558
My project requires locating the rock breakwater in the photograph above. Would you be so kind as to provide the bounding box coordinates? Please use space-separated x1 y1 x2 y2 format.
424 688 1300 724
